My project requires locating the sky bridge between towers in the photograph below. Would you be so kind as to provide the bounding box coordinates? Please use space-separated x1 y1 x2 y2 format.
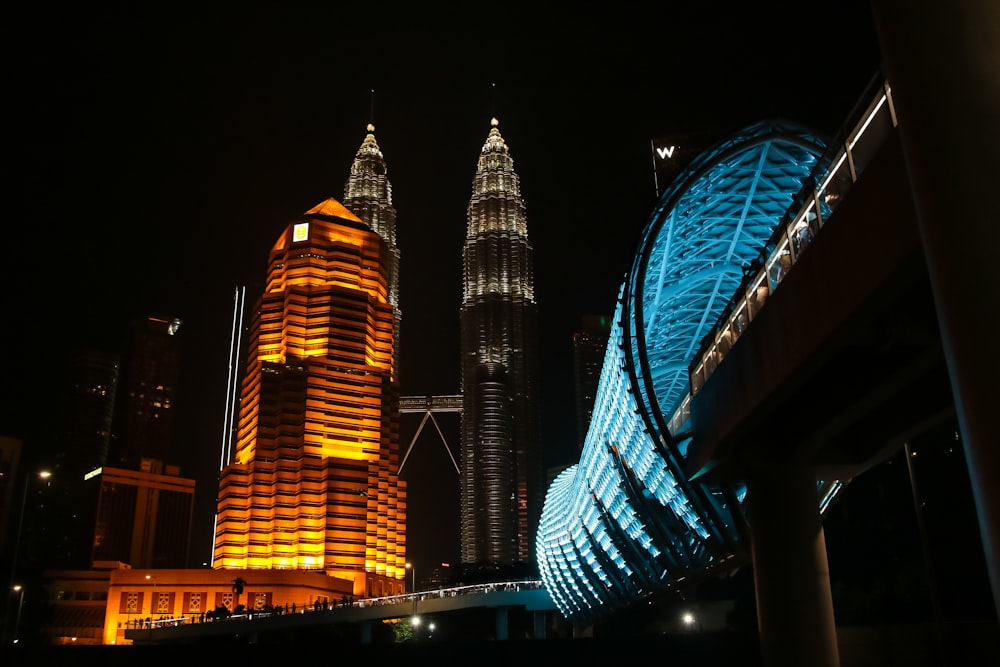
399 394 462 475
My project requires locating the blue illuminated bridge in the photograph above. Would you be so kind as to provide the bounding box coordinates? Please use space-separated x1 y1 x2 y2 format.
538 117 832 619
536 81 899 621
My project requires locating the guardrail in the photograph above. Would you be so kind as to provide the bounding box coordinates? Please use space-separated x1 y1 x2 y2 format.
667 75 898 437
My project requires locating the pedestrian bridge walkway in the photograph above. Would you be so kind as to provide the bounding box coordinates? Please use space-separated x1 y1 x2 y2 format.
127 580 556 644
537 73 902 621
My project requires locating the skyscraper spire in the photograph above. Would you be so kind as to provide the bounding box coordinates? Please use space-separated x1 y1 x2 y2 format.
343 123 402 381
459 117 543 570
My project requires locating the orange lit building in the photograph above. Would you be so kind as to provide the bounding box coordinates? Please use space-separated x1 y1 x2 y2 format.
213 197 406 599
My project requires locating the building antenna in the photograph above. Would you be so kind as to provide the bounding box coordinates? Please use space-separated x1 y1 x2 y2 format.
369 89 375 127
491 82 498 121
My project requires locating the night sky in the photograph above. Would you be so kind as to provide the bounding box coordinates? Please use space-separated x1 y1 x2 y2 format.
8 4 883 578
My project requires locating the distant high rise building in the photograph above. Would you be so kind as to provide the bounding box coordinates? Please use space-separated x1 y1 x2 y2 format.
42 349 122 568
67 349 120 472
115 315 183 469
0 436 23 557
459 118 543 568
343 123 401 382
89 459 195 568
213 197 405 598
572 314 612 453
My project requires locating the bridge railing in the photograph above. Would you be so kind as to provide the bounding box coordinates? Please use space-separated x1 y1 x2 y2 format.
130 579 547 632
677 75 897 427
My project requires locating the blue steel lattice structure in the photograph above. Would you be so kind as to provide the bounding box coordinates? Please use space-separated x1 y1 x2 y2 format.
536 120 833 622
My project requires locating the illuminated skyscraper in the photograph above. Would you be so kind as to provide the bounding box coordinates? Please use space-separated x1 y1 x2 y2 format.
459 118 543 568
343 123 401 381
213 197 405 598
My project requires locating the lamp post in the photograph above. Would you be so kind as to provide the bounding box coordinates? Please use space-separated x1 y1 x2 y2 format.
11 586 24 644
145 575 157 619
3 469 51 645
405 562 416 617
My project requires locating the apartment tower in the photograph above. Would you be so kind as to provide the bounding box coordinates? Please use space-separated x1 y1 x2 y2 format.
214 161 405 597
459 118 542 568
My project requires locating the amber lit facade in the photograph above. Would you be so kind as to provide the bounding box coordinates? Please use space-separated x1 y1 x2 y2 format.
460 118 543 567
214 198 405 598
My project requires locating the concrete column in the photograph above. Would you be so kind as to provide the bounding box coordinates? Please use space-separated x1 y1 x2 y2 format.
747 465 839 667
533 610 547 639
871 0 1000 619
359 620 372 643
495 607 509 640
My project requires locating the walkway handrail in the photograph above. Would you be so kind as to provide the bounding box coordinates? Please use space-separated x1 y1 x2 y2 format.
674 75 897 433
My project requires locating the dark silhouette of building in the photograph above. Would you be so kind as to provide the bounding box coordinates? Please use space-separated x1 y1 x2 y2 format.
459 118 543 570
66 349 119 472
42 349 120 569
89 459 195 568
114 315 183 469
571 314 611 454
36 331 194 572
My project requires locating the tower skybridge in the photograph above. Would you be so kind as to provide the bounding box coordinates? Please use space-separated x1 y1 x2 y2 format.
399 394 462 475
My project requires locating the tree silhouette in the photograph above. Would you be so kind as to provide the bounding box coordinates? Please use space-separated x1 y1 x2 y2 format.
232 577 246 609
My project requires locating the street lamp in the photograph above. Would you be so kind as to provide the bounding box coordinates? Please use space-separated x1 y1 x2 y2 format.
146 575 158 618
11 586 24 644
3 469 52 644
405 562 416 616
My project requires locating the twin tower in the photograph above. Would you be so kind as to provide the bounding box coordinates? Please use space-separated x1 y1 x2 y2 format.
214 120 543 595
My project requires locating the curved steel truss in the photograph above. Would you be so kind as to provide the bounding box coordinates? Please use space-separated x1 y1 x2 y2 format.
536 120 829 622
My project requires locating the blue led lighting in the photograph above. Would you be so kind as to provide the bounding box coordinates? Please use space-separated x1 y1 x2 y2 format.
537 120 831 622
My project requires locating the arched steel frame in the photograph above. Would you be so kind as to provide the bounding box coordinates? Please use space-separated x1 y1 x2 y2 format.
536 120 831 622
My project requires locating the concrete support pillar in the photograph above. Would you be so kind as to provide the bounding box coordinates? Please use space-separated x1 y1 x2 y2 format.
747 465 839 667
495 607 509 640
532 610 547 639
359 620 372 643
870 0 1000 620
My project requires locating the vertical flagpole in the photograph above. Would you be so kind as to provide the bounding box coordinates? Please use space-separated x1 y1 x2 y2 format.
650 138 661 199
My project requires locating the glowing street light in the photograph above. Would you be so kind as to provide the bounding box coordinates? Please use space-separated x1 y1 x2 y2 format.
10 586 24 644
405 562 416 616
145 575 158 616
3 469 52 644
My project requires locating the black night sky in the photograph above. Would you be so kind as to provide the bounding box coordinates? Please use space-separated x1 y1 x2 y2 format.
7 3 905 585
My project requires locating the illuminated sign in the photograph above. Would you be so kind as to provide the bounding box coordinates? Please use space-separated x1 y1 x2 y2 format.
656 145 677 159
293 223 309 242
